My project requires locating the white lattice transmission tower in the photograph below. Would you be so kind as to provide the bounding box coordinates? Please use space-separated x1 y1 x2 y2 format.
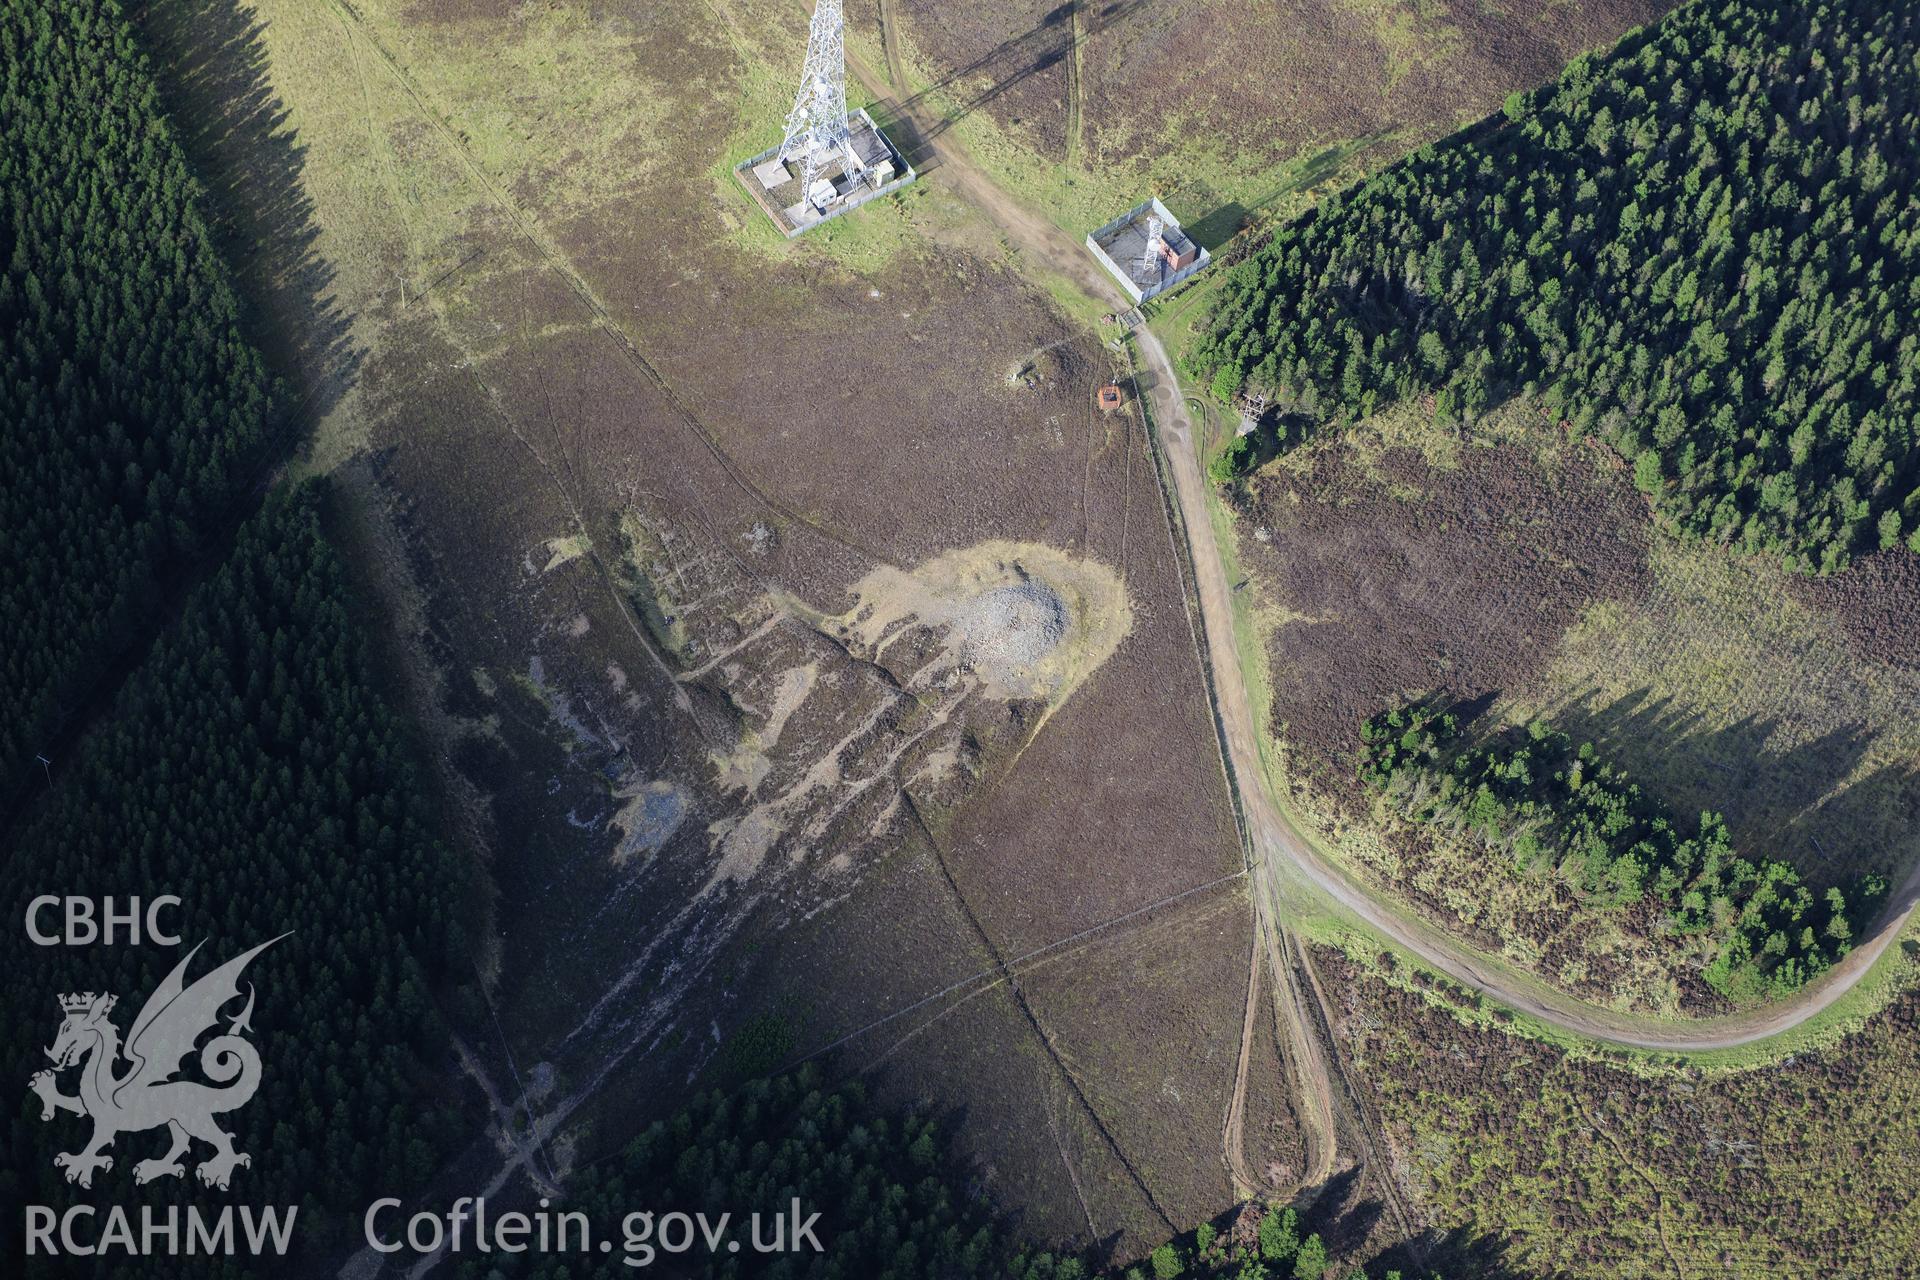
777 0 867 193
1140 214 1164 272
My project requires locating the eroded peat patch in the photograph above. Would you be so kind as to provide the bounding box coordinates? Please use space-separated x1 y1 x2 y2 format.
794 539 1130 703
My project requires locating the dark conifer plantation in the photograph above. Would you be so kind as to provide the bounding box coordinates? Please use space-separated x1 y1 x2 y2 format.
468 1064 1375 1280
0 485 467 1265
1199 0 1920 573
0 0 273 789
0 4 469 1269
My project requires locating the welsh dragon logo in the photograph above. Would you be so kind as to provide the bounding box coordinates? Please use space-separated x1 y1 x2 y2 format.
29 936 285 1191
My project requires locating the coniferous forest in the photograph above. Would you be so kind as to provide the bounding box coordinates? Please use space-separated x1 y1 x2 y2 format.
0 485 468 1264
8 0 1915 1272
1358 703 1887 1002
0 0 272 791
1198 0 1920 572
0 0 470 1268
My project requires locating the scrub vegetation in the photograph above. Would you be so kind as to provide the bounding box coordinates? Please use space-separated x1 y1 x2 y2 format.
466 1061 1442 1280
1320 943 1920 1277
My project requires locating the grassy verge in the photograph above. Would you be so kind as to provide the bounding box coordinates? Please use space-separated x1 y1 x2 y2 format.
1147 267 1235 368
1298 906 1920 1074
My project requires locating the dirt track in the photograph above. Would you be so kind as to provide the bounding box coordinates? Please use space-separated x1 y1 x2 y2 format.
847 0 1904 1055
848 0 1920 1131
849 31 1122 306
1131 326 1920 1054
845 36 1360 1192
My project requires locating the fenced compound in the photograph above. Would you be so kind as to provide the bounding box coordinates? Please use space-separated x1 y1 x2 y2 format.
735 108 916 238
1088 197 1211 303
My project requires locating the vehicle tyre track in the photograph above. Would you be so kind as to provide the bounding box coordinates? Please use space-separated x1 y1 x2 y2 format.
1124 337 1337 1201
1221 923 1262 1199
1063 0 1085 167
